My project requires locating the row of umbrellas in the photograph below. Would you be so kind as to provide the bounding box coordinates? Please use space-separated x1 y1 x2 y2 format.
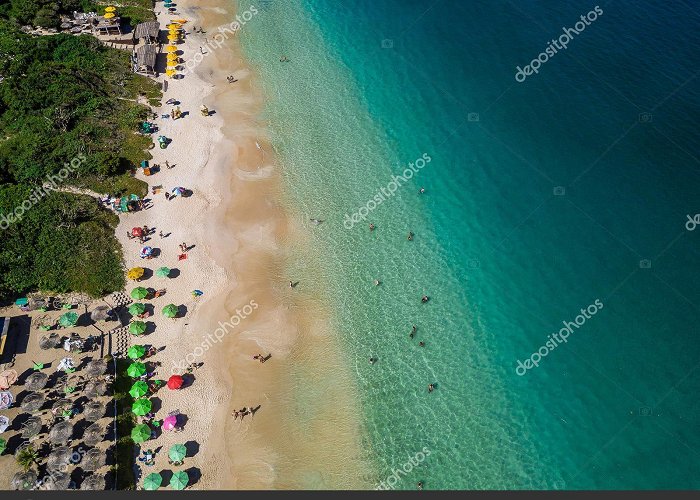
144 470 189 490
127 266 171 280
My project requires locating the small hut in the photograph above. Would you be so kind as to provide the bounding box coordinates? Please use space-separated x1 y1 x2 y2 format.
134 44 157 75
133 21 160 45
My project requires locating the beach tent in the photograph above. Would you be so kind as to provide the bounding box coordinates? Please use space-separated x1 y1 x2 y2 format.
162 304 178 318
131 287 149 300
127 362 146 378
58 312 78 327
132 398 152 416
156 267 170 278
127 267 145 280
127 344 146 359
169 444 186 462
129 321 147 335
167 374 183 390
131 424 151 443
128 303 146 316
129 380 148 398
169 471 189 490
143 473 162 490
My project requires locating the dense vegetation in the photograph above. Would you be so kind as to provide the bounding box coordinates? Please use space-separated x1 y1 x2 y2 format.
0 21 161 300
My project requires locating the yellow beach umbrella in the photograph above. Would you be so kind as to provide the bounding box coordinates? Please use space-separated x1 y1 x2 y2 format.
167 24 180 29
165 69 177 77
105 6 116 12
127 267 145 280
167 34 179 41
168 30 179 36
167 53 178 61
167 60 178 68
104 12 116 19
166 45 177 53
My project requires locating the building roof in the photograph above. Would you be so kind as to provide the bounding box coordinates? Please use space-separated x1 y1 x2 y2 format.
133 21 160 40
135 44 157 69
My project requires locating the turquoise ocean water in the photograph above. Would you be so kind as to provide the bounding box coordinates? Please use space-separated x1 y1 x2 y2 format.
237 0 700 489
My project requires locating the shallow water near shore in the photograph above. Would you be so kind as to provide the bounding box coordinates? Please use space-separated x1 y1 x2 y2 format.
238 0 700 489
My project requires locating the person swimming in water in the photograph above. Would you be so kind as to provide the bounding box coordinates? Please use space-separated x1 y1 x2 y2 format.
421 295 429 303
369 356 376 364
374 279 381 286
428 383 434 393
369 223 375 231
410 325 417 338
417 481 424 490
419 341 425 347
408 231 414 241
419 187 425 194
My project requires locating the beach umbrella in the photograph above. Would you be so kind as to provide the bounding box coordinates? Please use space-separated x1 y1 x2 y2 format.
85 379 107 397
83 402 104 422
167 60 178 67
131 287 149 300
0 437 6 455
104 12 116 19
83 423 104 447
21 416 43 438
162 414 178 431
127 267 145 280
156 267 171 278
105 6 116 12
131 423 151 443
82 474 105 490
20 392 43 412
127 344 146 359
132 398 152 416
167 374 183 390
128 303 146 316
86 359 107 376
0 391 14 410
129 321 147 336
143 472 162 490
166 53 178 61
82 447 105 471
0 369 18 390
129 381 148 398
90 305 112 322
167 23 180 29
52 398 72 412
166 69 177 77
166 45 177 52
24 372 48 391
162 304 178 318
168 443 187 462
171 187 185 196
11 471 37 490
59 312 78 327
47 446 72 470
43 470 70 490
169 471 189 490
167 34 179 41
0 415 9 433
140 246 153 258
132 227 143 237
49 420 73 444
127 362 146 378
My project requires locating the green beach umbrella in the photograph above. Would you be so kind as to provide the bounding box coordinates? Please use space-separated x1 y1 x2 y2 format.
129 321 147 335
127 345 146 360
131 424 151 443
129 381 148 398
143 472 162 490
0 437 6 455
132 398 152 416
131 287 149 300
58 312 78 327
126 362 146 378
168 443 187 462
156 266 171 278
169 471 188 490
162 304 178 318
128 303 146 316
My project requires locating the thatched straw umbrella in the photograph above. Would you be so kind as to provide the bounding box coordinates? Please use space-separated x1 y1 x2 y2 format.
85 359 107 377
21 416 43 439
52 398 72 413
48 420 73 445
83 423 104 447
39 333 60 350
42 471 71 490
11 471 37 490
82 447 105 471
47 446 72 471
84 379 107 397
83 402 104 422
90 305 112 322
81 474 105 490
24 372 49 391
20 392 45 412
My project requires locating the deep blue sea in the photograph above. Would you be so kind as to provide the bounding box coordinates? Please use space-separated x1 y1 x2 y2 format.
239 0 700 489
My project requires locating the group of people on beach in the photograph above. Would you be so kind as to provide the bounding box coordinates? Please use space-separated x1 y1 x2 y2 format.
231 404 262 421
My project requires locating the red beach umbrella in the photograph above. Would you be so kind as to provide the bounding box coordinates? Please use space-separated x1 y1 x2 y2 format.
167 375 184 390
132 227 144 237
